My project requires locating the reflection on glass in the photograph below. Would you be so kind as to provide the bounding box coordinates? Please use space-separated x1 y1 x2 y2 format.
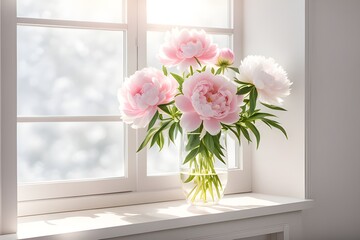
17 26 124 116
17 0 126 23
147 133 238 175
147 0 231 28
18 122 125 183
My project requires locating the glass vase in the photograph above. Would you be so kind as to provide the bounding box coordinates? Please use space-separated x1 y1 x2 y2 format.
179 132 228 206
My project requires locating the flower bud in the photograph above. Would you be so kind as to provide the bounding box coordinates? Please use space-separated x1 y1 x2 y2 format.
216 48 235 67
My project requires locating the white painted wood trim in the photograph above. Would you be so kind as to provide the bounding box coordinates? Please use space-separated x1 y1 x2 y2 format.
13 193 313 240
304 0 311 199
18 177 134 201
147 24 234 34
189 224 288 240
17 17 128 31
17 116 122 122
0 0 17 235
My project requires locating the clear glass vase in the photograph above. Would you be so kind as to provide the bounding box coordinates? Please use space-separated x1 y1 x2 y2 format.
179 132 228 206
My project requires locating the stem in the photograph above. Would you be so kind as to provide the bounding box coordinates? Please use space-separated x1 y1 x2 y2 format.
183 149 224 204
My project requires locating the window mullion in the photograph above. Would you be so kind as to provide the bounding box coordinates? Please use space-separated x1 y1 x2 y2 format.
126 0 140 191
135 0 149 191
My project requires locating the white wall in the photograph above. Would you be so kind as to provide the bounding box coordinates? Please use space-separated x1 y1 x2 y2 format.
242 0 306 198
303 0 360 239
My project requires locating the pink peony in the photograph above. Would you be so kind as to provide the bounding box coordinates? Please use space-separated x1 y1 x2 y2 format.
118 67 178 129
175 72 242 135
238 55 292 105
159 28 218 70
216 48 235 67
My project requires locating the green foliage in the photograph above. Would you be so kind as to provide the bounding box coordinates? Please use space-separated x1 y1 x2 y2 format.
170 72 184 92
261 102 287 111
228 66 239 74
134 67 290 204
194 57 202 67
162 65 168 76
138 67 289 158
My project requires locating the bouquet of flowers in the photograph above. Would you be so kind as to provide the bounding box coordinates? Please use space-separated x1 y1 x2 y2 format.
118 28 292 204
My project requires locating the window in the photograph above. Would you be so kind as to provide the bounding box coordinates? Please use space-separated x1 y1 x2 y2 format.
16 0 136 202
4 0 250 216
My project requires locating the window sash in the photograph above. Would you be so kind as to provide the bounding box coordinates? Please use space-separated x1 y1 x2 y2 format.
16 0 139 200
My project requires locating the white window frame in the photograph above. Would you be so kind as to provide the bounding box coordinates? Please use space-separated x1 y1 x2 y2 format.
0 0 251 220
16 0 137 202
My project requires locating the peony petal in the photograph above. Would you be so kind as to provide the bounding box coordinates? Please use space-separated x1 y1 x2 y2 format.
131 107 157 129
219 112 240 124
180 112 202 132
175 95 194 112
203 118 221 136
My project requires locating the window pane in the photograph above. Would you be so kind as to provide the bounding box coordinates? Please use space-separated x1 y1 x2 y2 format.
147 31 231 69
147 136 180 175
17 26 124 116
147 0 231 28
18 122 125 183
227 133 238 169
17 0 126 23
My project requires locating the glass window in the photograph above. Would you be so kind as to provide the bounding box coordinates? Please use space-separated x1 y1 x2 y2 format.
147 0 231 28
17 26 124 116
17 0 126 23
18 122 125 183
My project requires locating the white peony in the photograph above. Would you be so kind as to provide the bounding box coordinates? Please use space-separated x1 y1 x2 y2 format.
238 55 292 105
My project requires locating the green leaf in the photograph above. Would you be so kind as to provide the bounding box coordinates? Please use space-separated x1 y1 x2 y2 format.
245 121 260 148
169 123 177 144
203 133 215 152
158 104 171 116
170 72 184 86
137 128 158 152
189 65 194 75
202 134 225 164
157 132 164 150
176 122 183 135
249 87 258 114
147 111 159 131
227 126 240 141
261 102 287 111
211 68 215 74
262 119 288 139
194 57 202 67
202 66 207 72
247 112 276 121
237 86 253 95
237 125 251 143
162 65 168 76
215 67 222 75
150 121 171 147
183 147 200 164
234 78 253 85
228 67 239 74
186 133 201 151
184 174 195 183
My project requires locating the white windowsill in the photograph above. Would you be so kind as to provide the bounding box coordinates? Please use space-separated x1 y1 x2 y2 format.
2 193 313 240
